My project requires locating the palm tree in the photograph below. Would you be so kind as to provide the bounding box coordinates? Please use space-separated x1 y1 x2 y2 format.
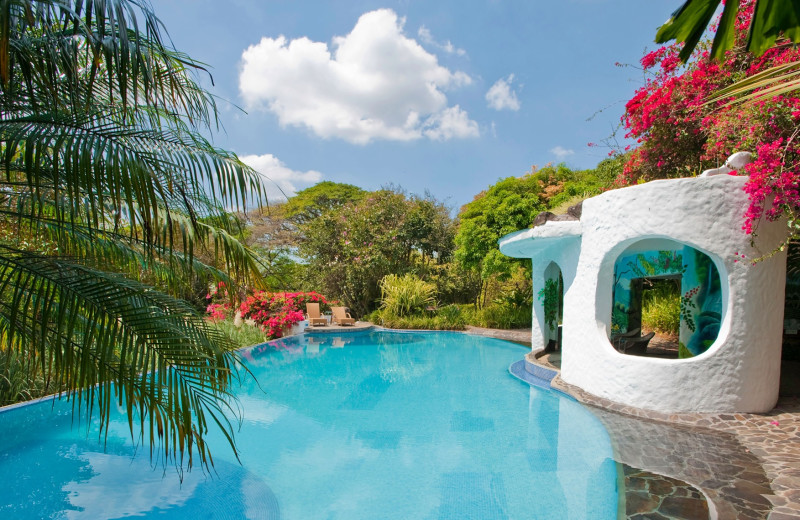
657 0 800 61
0 0 267 471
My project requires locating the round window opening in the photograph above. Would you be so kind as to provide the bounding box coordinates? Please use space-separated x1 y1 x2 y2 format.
609 239 723 359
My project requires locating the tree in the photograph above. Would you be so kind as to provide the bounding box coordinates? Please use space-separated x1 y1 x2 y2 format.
0 0 267 471
297 189 456 315
455 173 545 305
284 181 366 225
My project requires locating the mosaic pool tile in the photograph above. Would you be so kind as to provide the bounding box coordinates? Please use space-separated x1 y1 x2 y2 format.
355 430 402 449
339 374 391 410
435 472 508 520
450 411 495 432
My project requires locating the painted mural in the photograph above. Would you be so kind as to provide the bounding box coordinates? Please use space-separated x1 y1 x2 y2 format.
612 245 722 357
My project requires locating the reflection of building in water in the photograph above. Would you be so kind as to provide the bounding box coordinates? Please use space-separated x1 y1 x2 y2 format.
525 387 617 518
306 337 322 353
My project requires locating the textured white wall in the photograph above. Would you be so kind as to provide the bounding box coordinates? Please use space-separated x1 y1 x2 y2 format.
500 175 787 413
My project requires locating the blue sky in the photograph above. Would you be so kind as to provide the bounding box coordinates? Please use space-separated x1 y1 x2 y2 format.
157 0 673 209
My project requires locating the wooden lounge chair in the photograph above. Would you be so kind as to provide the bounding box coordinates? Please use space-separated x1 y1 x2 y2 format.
331 306 355 326
305 302 328 327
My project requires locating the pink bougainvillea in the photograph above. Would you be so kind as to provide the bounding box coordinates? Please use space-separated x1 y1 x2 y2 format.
238 291 335 339
620 0 800 239
205 285 335 340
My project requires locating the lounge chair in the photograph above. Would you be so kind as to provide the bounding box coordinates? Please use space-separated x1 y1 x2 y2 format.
331 306 355 326
306 302 328 327
615 331 655 355
611 328 641 349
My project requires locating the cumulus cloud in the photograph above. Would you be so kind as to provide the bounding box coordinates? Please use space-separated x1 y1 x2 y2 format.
422 105 479 141
550 146 575 159
239 9 478 144
485 74 521 111
417 26 467 56
240 153 322 201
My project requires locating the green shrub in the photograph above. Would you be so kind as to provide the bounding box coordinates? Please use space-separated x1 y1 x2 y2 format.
0 350 57 406
459 303 532 329
379 273 436 317
367 304 466 330
642 281 680 335
211 320 268 348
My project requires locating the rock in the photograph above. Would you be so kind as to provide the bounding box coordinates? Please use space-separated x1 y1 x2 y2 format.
567 201 583 219
699 165 733 177
726 151 753 169
532 209 579 227
532 211 555 227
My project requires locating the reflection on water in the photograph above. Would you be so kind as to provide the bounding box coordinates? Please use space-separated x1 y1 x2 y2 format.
587 405 773 518
1 331 620 519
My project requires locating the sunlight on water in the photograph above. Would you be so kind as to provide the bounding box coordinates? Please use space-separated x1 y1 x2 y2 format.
0 331 618 519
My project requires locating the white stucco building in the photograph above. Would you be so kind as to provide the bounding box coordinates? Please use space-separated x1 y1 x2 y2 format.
499 173 788 413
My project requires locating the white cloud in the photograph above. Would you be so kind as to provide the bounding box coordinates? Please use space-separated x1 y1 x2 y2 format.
239 9 477 144
240 153 322 201
417 26 467 56
550 146 575 159
422 105 479 140
485 74 521 111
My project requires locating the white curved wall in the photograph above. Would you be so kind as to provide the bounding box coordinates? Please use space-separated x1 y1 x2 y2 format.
502 175 788 413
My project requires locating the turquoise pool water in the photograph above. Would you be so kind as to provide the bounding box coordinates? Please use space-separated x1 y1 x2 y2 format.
0 330 619 519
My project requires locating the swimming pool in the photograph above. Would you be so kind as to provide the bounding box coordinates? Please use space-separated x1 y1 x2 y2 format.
0 330 619 519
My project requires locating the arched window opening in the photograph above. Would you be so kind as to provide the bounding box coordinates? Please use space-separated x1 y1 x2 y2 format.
541 262 564 353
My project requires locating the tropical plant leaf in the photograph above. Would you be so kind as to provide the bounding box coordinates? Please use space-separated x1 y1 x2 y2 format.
657 0 800 61
0 248 245 469
0 0 269 473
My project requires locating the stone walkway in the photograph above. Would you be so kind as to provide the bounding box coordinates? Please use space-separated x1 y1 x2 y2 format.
463 325 531 344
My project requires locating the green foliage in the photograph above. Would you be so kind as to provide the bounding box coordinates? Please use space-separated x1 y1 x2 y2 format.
641 281 681 335
678 342 694 359
284 181 366 225
0 349 59 406
656 0 800 61
454 161 618 309
0 0 271 472
424 262 482 305
297 189 455 316
368 305 466 331
210 321 268 349
538 277 562 331
455 173 544 282
461 303 533 329
379 273 436 317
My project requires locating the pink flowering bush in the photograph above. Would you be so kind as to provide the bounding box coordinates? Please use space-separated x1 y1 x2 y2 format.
620 0 800 239
239 291 334 339
205 281 231 320
205 283 335 340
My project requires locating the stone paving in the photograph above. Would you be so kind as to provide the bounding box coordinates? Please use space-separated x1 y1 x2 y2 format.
623 465 710 520
463 325 531 344
304 321 375 333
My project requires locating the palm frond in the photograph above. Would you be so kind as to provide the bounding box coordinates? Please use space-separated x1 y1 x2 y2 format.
656 0 800 62
0 247 244 469
706 60 800 106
